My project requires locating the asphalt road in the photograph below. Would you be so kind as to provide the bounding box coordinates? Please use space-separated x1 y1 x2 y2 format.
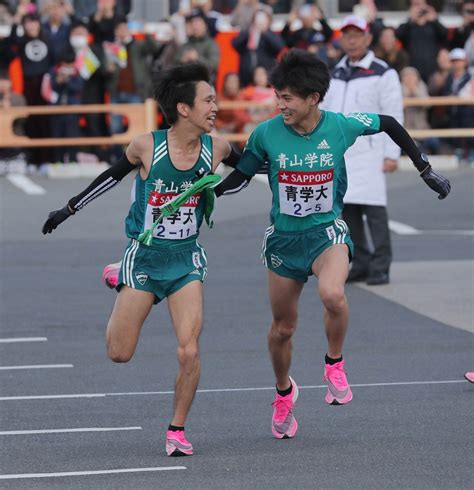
0 167 472 489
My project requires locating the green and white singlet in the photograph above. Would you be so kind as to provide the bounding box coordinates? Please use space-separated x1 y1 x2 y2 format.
237 111 381 232
125 130 213 247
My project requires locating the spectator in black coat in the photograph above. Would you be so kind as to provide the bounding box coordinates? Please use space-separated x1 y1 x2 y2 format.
396 0 448 83
42 0 71 63
88 0 122 43
281 2 333 50
449 1 474 49
7 11 53 165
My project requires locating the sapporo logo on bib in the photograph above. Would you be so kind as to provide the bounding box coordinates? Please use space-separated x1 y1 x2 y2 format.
144 190 201 240
278 169 333 217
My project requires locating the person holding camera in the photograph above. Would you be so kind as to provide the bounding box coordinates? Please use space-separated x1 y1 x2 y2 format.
450 1 474 55
396 0 448 83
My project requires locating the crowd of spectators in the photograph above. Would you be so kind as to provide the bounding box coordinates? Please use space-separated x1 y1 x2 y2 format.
0 0 473 172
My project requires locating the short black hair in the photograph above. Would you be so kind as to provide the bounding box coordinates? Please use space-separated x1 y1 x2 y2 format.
114 17 128 28
70 19 89 31
270 49 330 102
153 63 210 125
21 12 40 24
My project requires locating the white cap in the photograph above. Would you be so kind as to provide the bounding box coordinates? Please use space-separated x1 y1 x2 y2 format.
340 15 369 32
449 48 467 61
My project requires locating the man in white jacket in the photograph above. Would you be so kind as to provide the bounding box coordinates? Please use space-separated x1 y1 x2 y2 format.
321 15 403 285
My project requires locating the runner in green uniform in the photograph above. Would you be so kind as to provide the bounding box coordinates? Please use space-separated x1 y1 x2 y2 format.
42 63 236 456
216 49 450 439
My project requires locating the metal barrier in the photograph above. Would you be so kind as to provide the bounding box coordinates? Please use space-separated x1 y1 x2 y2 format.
0 96 472 147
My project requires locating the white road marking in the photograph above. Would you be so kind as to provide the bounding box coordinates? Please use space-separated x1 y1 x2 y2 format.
0 364 73 371
6 174 46 195
417 229 474 236
388 220 420 235
389 220 474 236
0 393 106 401
0 467 186 480
0 379 464 401
0 337 47 343
0 427 142 436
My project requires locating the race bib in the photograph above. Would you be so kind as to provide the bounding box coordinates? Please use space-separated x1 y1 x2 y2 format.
278 170 333 217
144 191 201 240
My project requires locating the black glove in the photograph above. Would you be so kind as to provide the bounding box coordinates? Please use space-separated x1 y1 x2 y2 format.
42 205 74 234
420 166 451 200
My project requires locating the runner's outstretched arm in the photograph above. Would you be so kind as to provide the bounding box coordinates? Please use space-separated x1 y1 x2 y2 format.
214 145 253 197
42 153 138 234
378 115 451 199
214 167 251 197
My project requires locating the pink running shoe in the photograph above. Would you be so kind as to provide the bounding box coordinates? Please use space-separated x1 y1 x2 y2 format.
271 376 299 439
102 261 121 289
166 430 193 457
324 359 353 405
464 372 474 383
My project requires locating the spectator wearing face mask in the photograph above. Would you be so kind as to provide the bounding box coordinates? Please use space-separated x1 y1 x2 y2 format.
68 20 110 159
231 8 284 87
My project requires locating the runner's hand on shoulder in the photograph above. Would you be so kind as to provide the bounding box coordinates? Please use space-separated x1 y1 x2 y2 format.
420 167 451 200
42 205 74 234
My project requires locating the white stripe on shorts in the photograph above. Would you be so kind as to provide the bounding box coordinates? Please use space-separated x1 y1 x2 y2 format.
122 240 139 288
336 218 349 233
335 218 348 244
196 243 208 268
128 240 139 288
333 219 343 245
261 225 275 266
